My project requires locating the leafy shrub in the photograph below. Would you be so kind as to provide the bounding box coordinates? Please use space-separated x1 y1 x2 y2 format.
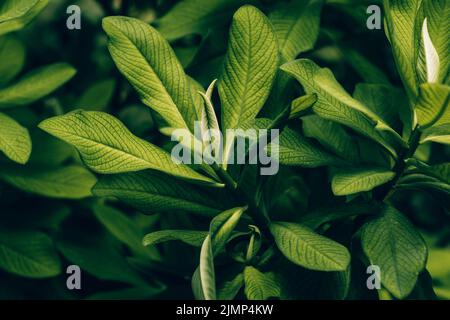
0 0 448 300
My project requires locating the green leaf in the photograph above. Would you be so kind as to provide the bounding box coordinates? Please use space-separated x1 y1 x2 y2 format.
302 115 359 163
331 167 396 196
0 0 48 36
420 124 450 144
289 94 317 119
278 127 342 167
143 230 207 247
397 173 450 194
361 205 428 299
199 234 216 300
270 221 351 271
415 83 450 128
0 35 25 84
93 171 223 215
57 234 145 286
0 112 31 164
0 165 96 199
92 204 156 259
38 110 216 185
244 266 280 300
209 206 246 255
406 159 449 184
102 16 195 130
416 0 449 85
0 63 76 108
156 0 249 41
77 78 116 111
0 230 61 278
219 5 278 161
341 48 391 85
281 59 397 157
217 273 244 300
199 79 220 144
383 0 422 99
353 84 406 130
269 0 323 62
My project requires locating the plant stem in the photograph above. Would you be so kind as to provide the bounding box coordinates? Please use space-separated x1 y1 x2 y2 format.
381 127 421 201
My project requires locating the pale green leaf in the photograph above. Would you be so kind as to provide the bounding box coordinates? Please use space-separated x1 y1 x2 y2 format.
199 234 216 300
278 127 342 167
0 63 76 108
93 171 223 215
281 59 397 157
415 83 450 128
102 16 195 130
219 5 278 162
244 266 280 300
0 0 48 36
0 230 61 278
420 124 450 144
0 165 96 199
331 167 395 196
38 110 216 185
143 230 207 247
0 35 25 84
416 0 449 85
0 112 30 164
270 221 351 271
361 205 427 299
289 94 317 119
270 0 323 62
302 115 359 163
156 0 249 41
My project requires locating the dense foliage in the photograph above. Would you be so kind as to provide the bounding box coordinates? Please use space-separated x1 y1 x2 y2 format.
0 0 448 300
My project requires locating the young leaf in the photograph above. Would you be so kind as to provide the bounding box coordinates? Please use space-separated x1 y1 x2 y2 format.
0 35 25 84
278 127 342 167
406 159 449 184
289 94 317 119
281 59 397 157
416 0 449 85
269 0 323 62
0 63 76 108
0 165 96 199
0 112 31 164
0 230 61 278
270 221 351 271
361 205 427 299
331 167 396 196
0 0 48 36
199 79 220 145
415 83 450 128
102 16 195 130
244 266 280 300
199 234 216 300
219 5 278 161
210 206 246 255
93 171 223 215
302 115 359 163
143 230 208 247
38 110 216 185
